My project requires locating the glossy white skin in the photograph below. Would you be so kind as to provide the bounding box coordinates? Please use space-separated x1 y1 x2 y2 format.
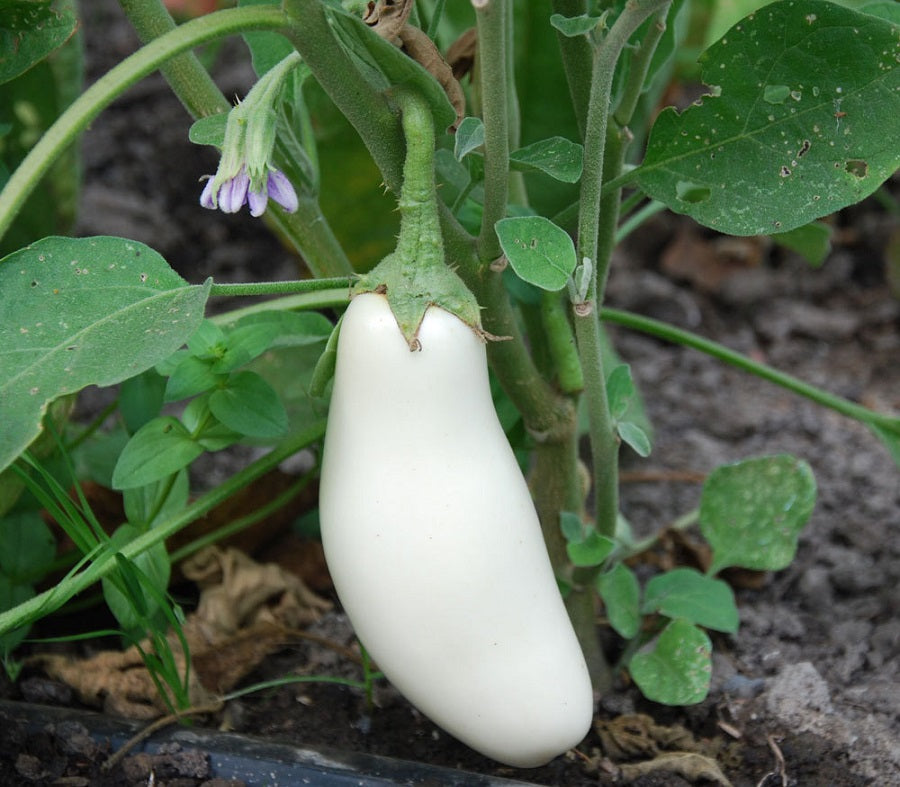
319 293 593 768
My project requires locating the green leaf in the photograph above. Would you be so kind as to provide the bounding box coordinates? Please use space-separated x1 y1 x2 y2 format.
0 237 210 475
181 396 243 451
771 221 832 267
208 371 288 439
629 619 712 705
119 370 166 434
122 470 188 529
188 113 227 147
103 535 170 632
495 216 577 291
559 510 586 543
226 309 333 350
0 0 78 85
549 13 604 37
700 454 817 574
597 563 641 639
607 364 636 421
164 355 222 402
112 417 204 490
617 421 652 458
637 0 900 235
567 530 616 568
642 568 739 633
454 117 485 160
509 137 583 183
0 510 56 580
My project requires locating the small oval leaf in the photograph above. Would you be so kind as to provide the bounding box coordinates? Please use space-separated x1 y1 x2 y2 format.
629 619 712 705
495 216 577 292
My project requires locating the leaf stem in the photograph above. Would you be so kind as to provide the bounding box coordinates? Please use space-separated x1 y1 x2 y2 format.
208 277 353 298
0 6 288 242
601 307 900 438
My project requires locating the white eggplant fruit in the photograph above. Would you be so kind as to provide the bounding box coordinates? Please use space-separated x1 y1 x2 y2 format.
319 293 593 768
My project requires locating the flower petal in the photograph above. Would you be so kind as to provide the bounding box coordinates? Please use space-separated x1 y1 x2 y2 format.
199 177 217 209
266 169 299 213
219 169 250 213
248 187 268 217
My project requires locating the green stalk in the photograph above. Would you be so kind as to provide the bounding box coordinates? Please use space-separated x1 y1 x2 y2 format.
117 0 229 118
0 421 326 637
0 5 287 241
208 288 352 325
573 0 669 539
208 277 352 298
614 2 671 127
601 307 900 439
168 474 311 565
474 0 510 264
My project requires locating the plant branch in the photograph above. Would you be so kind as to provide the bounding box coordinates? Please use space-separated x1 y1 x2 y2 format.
117 0 230 117
573 0 669 539
282 0 404 193
474 0 510 264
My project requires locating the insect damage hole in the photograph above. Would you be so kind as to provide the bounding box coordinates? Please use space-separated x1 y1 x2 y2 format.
845 159 867 178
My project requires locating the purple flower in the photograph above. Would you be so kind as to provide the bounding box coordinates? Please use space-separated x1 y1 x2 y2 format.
199 165 298 217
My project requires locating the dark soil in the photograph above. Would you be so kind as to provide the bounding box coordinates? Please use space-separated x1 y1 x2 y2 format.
2 2 898 785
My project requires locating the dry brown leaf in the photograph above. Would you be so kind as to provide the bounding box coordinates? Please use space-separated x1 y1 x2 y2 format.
619 752 734 786
364 0 465 130
661 228 769 293
446 28 477 81
30 548 331 719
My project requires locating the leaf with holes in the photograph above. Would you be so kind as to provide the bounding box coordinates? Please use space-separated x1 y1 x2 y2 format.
495 216 577 291
700 454 817 575
637 0 900 235
0 237 210 475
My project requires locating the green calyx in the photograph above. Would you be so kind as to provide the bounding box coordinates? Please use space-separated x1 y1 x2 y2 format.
353 88 481 348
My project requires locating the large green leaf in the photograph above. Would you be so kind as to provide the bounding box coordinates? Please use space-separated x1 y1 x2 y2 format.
637 0 900 235
0 237 210 474
0 0 78 85
700 454 817 574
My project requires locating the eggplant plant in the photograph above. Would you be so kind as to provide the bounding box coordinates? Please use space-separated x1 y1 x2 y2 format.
0 0 898 768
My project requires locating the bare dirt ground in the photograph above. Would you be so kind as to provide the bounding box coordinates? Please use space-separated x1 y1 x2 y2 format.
1 2 898 785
